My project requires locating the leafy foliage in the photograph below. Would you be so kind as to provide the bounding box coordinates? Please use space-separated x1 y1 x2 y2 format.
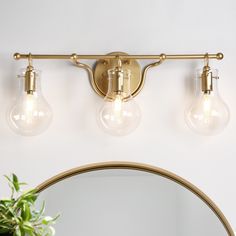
0 174 59 236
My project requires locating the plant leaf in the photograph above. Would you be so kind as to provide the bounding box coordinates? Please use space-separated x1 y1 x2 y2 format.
42 216 53 225
21 203 31 221
1 174 59 236
22 221 34 231
14 226 21 236
12 174 20 192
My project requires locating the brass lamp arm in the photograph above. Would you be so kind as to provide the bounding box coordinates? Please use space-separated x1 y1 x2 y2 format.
13 52 224 100
73 59 105 98
135 54 166 97
14 53 223 60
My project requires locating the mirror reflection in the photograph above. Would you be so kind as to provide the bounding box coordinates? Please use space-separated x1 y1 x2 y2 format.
37 169 228 236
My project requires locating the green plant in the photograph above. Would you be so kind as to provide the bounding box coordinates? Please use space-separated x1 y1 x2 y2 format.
0 174 59 236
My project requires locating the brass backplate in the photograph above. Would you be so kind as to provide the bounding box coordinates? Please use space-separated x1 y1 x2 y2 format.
94 52 142 99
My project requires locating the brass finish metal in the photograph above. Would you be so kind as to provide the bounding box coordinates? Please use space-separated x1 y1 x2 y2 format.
94 52 142 99
72 52 165 99
14 52 224 60
14 52 224 98
135 54 166 97
36 161 235 236
201 65 213 93
25 67 36 94
24 54 36 94
112 59 125 95
201 53 219 94
73 59 104 97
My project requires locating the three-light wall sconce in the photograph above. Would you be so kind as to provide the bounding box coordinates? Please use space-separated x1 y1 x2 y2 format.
8 52 230 136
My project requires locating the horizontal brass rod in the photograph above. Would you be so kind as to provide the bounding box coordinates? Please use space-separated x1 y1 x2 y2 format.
14 52 224 60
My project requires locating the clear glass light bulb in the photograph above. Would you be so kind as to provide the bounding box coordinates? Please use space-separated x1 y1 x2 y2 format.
99 94 141 136
185 69 230 135
7 69 52 136
98 67 141 136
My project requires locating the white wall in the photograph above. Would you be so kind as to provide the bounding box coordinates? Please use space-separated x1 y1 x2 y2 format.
0 0 235 232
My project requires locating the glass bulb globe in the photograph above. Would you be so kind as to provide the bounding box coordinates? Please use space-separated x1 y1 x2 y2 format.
185 69 230 135
97 66 141 136
98 94 141 136
7 69 52 136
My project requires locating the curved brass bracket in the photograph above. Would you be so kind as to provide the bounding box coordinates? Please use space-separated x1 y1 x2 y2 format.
72 53 166 99
72 57 105 98
135 54 166 96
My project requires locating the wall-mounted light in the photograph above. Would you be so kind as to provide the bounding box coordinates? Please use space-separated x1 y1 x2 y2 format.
8 54 52 136
11 52 228 136
97 57 141 136
185 55 230 135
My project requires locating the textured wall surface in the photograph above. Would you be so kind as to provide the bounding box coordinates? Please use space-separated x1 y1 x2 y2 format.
0 0 235 231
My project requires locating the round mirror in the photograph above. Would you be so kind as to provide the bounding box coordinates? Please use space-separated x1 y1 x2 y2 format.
36 162 234 236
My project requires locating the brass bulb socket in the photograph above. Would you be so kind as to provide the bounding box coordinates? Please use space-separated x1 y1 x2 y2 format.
108 67 125 98
25 66 36 94
201 65 213 94
114 69 124 93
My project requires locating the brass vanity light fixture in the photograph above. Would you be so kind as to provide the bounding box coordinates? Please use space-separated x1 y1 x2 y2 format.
185 54 230 135
8 54 52 136
9 52 229 136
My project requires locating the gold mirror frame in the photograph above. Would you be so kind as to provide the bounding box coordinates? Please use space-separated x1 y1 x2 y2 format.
36 161 234 236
